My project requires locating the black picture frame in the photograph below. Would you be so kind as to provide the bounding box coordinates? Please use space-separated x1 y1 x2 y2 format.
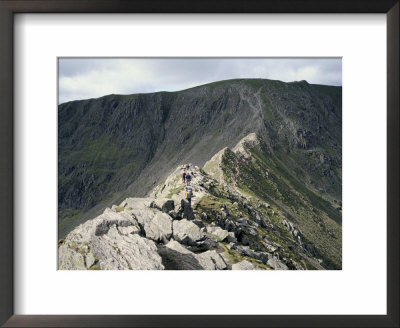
0 1 398 327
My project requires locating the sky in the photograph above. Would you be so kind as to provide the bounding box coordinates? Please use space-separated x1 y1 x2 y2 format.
58 58 341 104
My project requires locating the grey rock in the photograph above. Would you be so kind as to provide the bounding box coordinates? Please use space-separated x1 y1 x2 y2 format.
241 235 250 246
235 245 253 257
207 226 230 242
226 242 235 250
173 219 204 244
192 219 206 228
232 260 257 270
253 252 271 264
224 220 236 232
142 212 173 242
85 253 96 268
58 209 164 270
267 258 289 270
248 228 258 236
197 250 227 270
168 210 180 220
159 240 226 270
58 244 86 270
117 225 140 235
227 231 237 243
190 237 221 253
181 199 195 220
150 198 175 213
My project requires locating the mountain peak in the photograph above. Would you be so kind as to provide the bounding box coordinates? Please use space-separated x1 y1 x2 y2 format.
233 132 260 158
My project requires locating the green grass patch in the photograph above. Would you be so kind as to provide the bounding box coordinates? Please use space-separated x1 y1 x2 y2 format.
116 206 125 212
167 186 183 198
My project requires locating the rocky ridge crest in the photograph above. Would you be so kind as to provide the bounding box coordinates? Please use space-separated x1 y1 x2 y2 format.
59 134 327 270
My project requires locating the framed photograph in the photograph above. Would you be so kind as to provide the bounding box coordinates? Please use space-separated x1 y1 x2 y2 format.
0 0 398 327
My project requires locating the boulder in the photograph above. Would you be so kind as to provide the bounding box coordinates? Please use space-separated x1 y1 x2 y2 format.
227 231 237 243
192 219 206 228
120 197 154 210
190 237 221 252
267 258 289 270
207 226 230 242
58 210 164 270
181 199 194 220
226 242 235 250
58 244 86 270
150 198 175 213
196 250 227 270
117 225 140 235
122 201 173 242
168 210 180 220
142 211 173 242
248 228 258 236
253 213 262 225
253 252 271 264
240 235 250 246
232 260 257 270
85 252 96 269
237 218 250 226
234 245 253 257
224 219 236 232
173 219 204 244
93 229 164 270
158 240 204 270
158 240 226 270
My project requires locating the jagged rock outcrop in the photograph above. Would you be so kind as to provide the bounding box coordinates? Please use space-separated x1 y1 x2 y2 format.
58 209 164 270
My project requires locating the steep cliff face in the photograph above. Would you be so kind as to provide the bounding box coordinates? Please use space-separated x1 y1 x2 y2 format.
58 79 341 239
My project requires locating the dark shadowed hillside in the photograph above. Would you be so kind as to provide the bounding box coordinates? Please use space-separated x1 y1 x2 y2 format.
58 78 341 242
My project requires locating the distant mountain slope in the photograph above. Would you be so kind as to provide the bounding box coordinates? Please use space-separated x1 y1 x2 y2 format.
58 78 341 238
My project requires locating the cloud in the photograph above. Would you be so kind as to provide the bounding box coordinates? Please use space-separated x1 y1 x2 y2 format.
58 58 341 104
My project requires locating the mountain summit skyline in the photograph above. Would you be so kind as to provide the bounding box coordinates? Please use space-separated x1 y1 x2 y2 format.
58 58 342 103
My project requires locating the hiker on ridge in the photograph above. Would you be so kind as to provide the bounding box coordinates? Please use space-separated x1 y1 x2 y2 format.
186 163 190 171
185 172 191 186
185 186 193 207
182 170 186 183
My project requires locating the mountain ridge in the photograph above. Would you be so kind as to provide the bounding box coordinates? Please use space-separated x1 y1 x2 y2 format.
58 78 341 106
58 78 342 247
59 133 340 270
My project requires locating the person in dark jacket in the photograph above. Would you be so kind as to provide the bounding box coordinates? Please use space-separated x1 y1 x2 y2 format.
185 172 191 186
